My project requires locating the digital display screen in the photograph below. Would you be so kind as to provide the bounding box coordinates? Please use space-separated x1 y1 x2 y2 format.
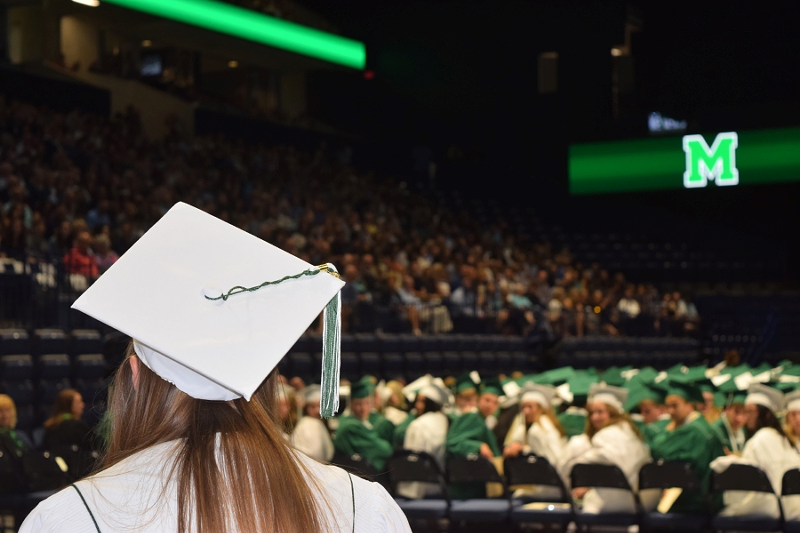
568 127 800 195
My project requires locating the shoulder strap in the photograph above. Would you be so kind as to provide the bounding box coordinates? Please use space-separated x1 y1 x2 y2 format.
71 484 101 533
348 472 355 533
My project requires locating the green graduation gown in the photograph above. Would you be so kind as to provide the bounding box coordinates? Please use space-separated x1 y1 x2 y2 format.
445 411 502 499
368 411 396 445
557 408 587 439
711 415 745 454
333 415 393 471
641 417 671 446
649 412 725 513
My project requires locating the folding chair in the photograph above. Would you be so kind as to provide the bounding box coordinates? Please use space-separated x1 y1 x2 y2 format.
711 463 782 532
505 454 574 531
447 455 511 523
331 451 381 484
387 450 450 520
22 450 71 492
570 463 641 530
638 461 708 531
782 468 800 533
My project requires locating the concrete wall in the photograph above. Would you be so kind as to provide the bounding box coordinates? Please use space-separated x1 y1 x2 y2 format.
60 15 98 73
7 6 44 64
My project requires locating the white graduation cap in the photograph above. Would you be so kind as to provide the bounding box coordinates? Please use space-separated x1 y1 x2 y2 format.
785 389 800 413
745 383 784 415
519 384 556 408
300 384 321 404
418 383 449 407
72 202 345 415
588 383 628 413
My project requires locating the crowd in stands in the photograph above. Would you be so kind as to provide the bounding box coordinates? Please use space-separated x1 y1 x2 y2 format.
0 94 699 338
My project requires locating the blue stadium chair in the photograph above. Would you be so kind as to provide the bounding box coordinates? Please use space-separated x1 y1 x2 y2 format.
511 351 528 372
339 352 360 381
290 335 315 354
448 455 511 523
359 352 381 377
69 329 102 358
39 354 70 380
403 352 424 381
439 336 461 353
0 354 34 380
397 334 421 354
478 351 497 376
570 464 640 528
0 380 35 405
32 329 68 358
505 455 574 530
354 334 380 354
340 334 357 354
387 450 450 521
442 351 463 376
382 352 405 379
459 352 478 374
638 461 708 531
276 354 290 376
379 334 402 354
422 352 444 375
495 351 512 374
0 328 30 356
73 354 107 381
288 352 313 380
75 378 108 405
418 336 442 353
102 331 130 366
38 378 72 405
15 404 34 433
782 468 800 533
712 464 782 532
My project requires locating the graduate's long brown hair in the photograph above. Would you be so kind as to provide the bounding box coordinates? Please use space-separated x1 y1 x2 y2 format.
100 345 326 533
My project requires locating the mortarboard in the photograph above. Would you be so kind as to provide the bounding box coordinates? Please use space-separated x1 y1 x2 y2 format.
745 383 783 415
419 383 449 407
455 372 479 394
520 383 556 408
588 383 628 413
350 377 375 400
480 378 504 397
664 379 704 403
785 389 800 412
624 380 667 412
72 202 345 415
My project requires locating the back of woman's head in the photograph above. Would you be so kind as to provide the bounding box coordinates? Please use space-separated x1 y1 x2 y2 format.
752 405 785 438
101 346 326 533
0 394 17 429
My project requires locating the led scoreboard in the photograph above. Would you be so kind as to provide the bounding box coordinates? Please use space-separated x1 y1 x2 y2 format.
568 127 800 195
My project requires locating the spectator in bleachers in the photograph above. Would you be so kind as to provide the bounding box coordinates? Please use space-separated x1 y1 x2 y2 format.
648 379 724 513
713 393 746 455
291 385 334 462
711 384 800 520
558 385 656 514
42 388 92 452
0 393 32 458
503 384 566 467
62 230 98 279
333 379 393 471
92 233 118 274
399 383 450 499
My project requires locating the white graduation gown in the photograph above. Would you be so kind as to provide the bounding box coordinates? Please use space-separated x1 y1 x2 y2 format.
398 411 449 499
383 406 409 427
292 416 335 463
507 415 567 501
557 422 656 513
711 427 800 520
20 440 411 532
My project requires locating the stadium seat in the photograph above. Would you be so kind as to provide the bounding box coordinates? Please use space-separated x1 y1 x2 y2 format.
39 354 71 380
354 334 380 354
70 329 102 357
32 329 68 357
638 461 708 531
75 378 108 405
15 403 35 432
0 354 34 380
359 352 381 376
339 352 360 381
382 352 405 379
478 351 497 375
403 352 424 380
570 464 640 528
288 352 313 380
73 354 107 380
442 351 462 376
38 378 72 405
421 352 444 375
387 450 449 520
459 352 478 374
0 380 35 405
102 331 130 366
0 329 30 356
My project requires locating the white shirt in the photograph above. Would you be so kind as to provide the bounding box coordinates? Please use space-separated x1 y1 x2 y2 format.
20 440 411 532
292 416 334 463
399 411 449 499
507 414 567 466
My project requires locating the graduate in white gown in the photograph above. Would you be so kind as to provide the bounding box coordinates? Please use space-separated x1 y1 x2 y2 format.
292 385 334 462
398 384 450 499
711 384 800 521
20 203 410 533
503 384 567 466
557 384 656 514
783 389 800 454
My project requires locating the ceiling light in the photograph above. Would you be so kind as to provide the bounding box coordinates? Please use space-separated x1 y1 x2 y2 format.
142 40 152 47
72 0 100 6
228 60 238 68
611 47 623 57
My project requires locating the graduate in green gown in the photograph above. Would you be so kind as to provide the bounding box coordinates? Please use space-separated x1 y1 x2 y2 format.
334 378 393 471
445 380 502 498
557 373 595 438
648 379 725 513
711 393 747 455
625 380 671 445
448 372 480 421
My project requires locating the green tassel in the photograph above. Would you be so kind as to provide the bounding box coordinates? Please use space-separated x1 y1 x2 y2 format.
320 289 341 418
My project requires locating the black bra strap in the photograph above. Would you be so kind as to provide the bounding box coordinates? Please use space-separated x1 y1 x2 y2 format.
71 484 101 533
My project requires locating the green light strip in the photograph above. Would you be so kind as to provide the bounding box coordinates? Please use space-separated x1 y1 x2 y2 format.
569 127 800 194
102 0 366 69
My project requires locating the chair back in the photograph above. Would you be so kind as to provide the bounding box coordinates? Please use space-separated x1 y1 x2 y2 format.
571 463 632 491
639 461 701 491
331 452 380 482
783 468 800 497
387 450 449 500
448 455 508 497
504 454 571 501
711 464 775 494
22 450 71 491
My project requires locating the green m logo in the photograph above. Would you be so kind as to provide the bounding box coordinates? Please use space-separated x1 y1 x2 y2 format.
682 132 739 188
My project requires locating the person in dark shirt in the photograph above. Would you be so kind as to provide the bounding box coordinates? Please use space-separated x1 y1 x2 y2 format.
42 389 92 452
